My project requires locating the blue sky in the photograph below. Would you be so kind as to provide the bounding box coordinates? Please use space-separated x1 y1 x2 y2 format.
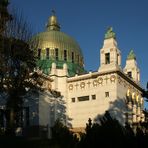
10 0 148 90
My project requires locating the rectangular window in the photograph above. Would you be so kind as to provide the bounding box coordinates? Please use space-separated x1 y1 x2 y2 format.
38 48 41 59
127 71 132 78
55 48 58 60
92 95 96 100
117 54 119 64
77 55 79 63
78 96 89 102
105 92 109 98
64 50 67 61
105 53 110 64
127 72 132 78
46 48 49 59
71 98 75 103
72 52 74 63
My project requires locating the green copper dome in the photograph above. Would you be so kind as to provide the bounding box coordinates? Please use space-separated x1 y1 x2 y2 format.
32 11 85 76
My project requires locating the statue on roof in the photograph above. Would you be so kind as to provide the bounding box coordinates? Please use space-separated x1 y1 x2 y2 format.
105 27 116 39
127 49 136 60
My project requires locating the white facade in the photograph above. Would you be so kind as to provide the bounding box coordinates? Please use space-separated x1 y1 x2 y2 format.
0 27 145 137
124 56 140 83
37 34 144 133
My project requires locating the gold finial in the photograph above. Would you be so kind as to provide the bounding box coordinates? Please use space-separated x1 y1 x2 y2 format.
46 10 60 31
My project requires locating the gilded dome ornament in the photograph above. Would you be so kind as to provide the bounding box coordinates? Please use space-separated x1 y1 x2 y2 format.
69 84 73 90
110 75 116 83
46 10 60 31
93 80 98 87
80 82 85 88
98 77 103 84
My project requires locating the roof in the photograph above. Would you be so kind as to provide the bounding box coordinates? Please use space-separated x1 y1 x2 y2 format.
31 12 85 76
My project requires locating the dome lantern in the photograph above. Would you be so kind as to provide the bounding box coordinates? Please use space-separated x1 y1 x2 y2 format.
46 10 60 31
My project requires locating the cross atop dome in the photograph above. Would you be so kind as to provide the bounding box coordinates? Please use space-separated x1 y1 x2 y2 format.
51 9 56 16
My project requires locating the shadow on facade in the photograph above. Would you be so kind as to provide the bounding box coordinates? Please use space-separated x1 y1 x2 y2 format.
22 89 40 137
47 91 73 128
94 97 128 125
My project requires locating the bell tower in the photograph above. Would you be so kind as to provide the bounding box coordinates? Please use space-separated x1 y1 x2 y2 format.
98 27 121 72
124 50 140 83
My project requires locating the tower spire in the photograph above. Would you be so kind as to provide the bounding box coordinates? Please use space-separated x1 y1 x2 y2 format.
46 10 60 31
124 49 140 83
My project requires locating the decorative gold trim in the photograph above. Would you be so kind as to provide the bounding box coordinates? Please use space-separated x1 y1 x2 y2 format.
110 75 116 83
69 84 73 90
93 80 98 87
87 81 91 87
75 83 79 89
98 77 103 84
80 82 85 88
117 76 122 84
104 76 109 84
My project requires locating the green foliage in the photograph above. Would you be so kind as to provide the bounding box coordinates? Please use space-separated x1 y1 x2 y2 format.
0 1 42 136
51 120 78 148
47 112 148 148
0 0 12 33
78 111 148 148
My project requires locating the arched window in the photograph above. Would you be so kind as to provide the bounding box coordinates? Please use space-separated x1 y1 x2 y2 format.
55 48 58 60
64 50 67 61
46 48 49 59
105 53 110 64
72 52 74 63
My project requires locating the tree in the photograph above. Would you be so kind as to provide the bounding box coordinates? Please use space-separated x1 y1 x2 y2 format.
51 120 78 148
0 0 41 135
78 111 148 148
78 112 128 148
0 0 12 34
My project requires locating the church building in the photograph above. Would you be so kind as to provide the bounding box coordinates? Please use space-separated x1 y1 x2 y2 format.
0 11 145 137
29 11 145 136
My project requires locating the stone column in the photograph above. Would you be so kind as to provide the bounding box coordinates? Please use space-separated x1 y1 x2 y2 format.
137 106 141 122
132 104 137 123
127 102 133 124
